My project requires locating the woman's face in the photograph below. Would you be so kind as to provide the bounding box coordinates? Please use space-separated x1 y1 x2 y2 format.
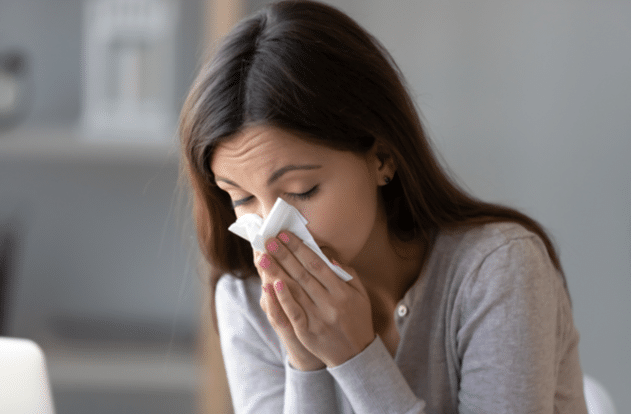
211 125 395 267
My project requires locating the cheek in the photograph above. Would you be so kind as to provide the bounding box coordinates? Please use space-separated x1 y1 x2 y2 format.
335 180 379 258
299 204 323 240
300 199 336 242
300 205 314 223
301 192 373 262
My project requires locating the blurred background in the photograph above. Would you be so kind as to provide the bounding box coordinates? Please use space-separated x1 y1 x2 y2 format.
0 0 628 413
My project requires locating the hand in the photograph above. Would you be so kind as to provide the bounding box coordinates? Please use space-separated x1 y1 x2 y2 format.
255 250 326 371
256 231 375 368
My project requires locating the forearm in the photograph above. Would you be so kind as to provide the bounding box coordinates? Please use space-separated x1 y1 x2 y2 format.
283 355 341 413
328 335 427 414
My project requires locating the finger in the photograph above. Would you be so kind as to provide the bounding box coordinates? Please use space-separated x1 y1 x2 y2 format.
272 279 312 331
256 251 316 326
259 282 272 317
265 231 337 296
257 251 317 304
253 250 266 280
260 283 292 329
262 237 328 303
332 259 368 297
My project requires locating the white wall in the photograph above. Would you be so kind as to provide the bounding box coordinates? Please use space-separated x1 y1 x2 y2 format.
319 0 629 412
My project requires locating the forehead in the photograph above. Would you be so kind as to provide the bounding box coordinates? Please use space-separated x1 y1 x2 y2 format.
211 126 332 179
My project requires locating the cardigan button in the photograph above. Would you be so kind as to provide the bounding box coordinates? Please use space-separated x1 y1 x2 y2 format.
397 304 408 317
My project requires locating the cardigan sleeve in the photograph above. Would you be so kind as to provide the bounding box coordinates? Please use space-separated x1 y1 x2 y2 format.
454 235 587 414
216 275 429 413
327 334 427 413
215 275 340 413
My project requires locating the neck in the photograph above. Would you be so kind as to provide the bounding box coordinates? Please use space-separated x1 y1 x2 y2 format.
349 225 426 312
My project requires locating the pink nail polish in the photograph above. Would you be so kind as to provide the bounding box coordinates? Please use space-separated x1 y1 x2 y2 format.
278 232 290 244
275 280 284 292
259 254 271 269
266 240 279 253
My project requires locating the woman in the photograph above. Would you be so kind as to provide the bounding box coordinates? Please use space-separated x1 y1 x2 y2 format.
179 1 587 412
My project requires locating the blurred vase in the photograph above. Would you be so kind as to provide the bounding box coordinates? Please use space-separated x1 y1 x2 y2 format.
81 0 179 144
0 50 31 133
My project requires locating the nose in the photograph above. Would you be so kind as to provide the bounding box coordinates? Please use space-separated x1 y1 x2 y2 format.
253 199 277 224
251 200 275 261
252 201 277 262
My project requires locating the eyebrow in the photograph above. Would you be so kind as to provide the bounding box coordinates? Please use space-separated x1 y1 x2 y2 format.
215 164 322 189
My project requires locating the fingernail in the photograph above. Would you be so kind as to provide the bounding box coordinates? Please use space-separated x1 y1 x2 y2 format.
278 232 290 244
275 280 284 292
266 239 279 253
259 254 271 269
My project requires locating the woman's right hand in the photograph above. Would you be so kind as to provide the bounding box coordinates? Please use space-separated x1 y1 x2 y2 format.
255 251 326 371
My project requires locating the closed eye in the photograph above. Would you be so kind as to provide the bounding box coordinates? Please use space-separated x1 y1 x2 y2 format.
231 185 320 209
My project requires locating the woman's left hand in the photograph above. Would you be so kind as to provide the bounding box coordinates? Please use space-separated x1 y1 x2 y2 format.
260 230 375 368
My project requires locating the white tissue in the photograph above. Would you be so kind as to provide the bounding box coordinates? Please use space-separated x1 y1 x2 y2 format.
228 197 353 282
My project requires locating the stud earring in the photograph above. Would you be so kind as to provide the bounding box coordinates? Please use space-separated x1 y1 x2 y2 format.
383 176 391 185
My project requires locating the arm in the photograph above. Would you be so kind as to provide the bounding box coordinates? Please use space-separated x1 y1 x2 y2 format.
256 230 428 413
455 235 574 413
328 335 427 414
215 275 340 413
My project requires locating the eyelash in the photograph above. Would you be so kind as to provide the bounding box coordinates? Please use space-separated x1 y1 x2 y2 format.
231 185 320 209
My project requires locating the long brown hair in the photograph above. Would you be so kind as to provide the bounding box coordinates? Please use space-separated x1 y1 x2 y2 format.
179 0 569 333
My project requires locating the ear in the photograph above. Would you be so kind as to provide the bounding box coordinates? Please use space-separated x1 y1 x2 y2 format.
369 139 397 180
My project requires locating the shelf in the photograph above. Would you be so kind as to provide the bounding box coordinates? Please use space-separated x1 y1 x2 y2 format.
0 124 181 165
29 316 201 392
46 345 200 392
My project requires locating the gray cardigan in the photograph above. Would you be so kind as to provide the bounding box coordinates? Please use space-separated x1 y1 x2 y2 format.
216 222 587 413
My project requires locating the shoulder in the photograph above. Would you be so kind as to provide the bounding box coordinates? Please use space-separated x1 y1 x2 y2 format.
215 273 271 334
435 221 551 276
443 221 546 256
216 272 262 309
436 221 564 314
464 221 554 275
432 221 562 304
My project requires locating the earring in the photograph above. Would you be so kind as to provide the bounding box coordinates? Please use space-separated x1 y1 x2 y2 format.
383 176 391 185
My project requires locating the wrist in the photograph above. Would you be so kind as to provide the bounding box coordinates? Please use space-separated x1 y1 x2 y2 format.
289 356 326 372
325 333 377 368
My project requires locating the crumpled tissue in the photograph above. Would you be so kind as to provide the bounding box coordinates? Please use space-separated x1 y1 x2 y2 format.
228 197 353 281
